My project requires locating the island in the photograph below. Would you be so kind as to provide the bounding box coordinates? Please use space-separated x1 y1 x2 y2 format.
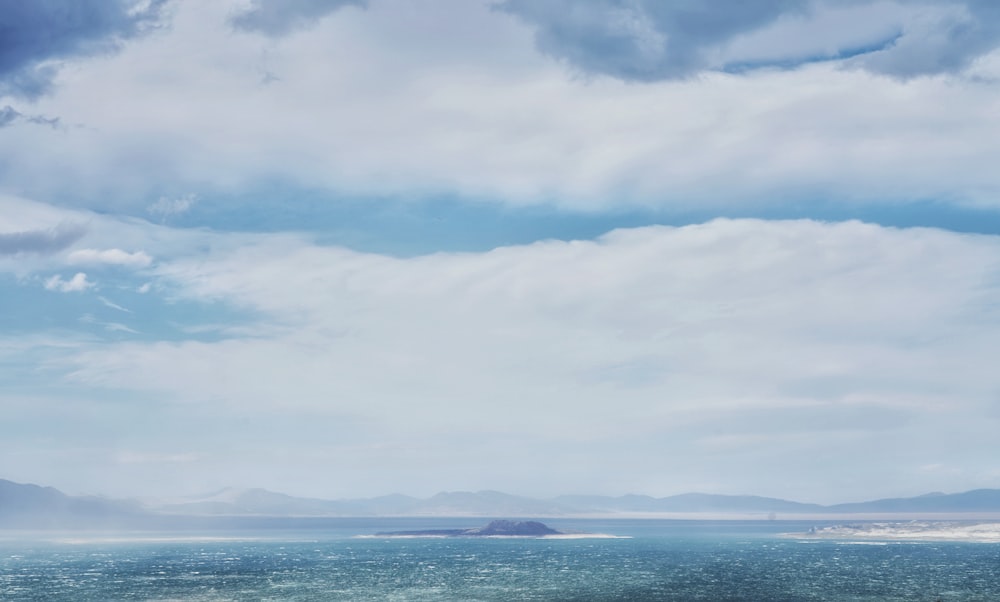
375 519 564 537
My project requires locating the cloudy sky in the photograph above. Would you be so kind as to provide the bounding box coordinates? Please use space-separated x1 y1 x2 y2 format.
2 0 1000 504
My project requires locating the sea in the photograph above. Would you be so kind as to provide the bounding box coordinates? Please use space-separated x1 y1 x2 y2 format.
2 517 999 601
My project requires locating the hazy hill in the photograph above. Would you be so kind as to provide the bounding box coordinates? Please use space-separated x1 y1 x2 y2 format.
148 487 1000 517
0 479 145 528
153 487 355 516
151 489 575 517
6 478 1000 527
827 489 1000 514
553 493 825 514
409 490 577 516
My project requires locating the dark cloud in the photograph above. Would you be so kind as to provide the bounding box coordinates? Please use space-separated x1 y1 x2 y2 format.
0 0 168 99
498 0 1000 81
230 0 366 37
855 0 1000 77
0 224 87 256
26 114 60 128
0 104 60 128
498 0 808 80
0 105 19 127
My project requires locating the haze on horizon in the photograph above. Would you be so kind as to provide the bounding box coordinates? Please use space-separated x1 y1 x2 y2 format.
2 0 1000 506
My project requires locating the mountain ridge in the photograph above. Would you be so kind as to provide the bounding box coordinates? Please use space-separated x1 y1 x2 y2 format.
5 479 1000 527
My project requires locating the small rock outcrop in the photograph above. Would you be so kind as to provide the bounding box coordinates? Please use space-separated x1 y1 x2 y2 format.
466 520 560 536
376 519 563 537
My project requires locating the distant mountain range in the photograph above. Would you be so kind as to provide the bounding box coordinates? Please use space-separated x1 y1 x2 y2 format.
4 478 1000 529
0 479 146 529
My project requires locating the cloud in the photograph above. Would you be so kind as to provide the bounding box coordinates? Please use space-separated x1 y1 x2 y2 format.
146 194 196 223
851 0 1000 78
80 313 138 333
44 272 94 293
0 223 87 255
0 105 61 129
102 322 139 334
499 0 1000 80
499 0 806 80
25 114 60 128
229 0 366 37
0 105 20 127
56 220 1000 500
68 248 153 268
5 0 1000 215
80 312 139 334
0 0 168 99
99 296 132 313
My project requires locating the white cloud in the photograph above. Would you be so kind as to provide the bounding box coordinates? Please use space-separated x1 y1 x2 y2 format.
68 248 153 267
99 296 132 313
4 0 1000 212
53 220 1000 500
147 193 197 222
44 272 94 293
80 313 139 333
5 0 1000 501
103 322 139 334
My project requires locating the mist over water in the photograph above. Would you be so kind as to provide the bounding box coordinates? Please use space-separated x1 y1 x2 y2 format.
3 520 999 601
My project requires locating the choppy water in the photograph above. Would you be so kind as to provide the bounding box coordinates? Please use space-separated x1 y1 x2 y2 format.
2 519 999 601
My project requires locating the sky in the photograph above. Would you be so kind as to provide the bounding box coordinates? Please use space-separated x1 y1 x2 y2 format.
2 0 1000 505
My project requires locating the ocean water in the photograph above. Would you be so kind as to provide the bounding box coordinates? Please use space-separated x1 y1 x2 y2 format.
2 518 999 601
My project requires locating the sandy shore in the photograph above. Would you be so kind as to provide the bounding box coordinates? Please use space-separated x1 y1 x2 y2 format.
784 521 1000 543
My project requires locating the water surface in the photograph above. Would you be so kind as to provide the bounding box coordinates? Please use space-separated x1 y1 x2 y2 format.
2 519 997 601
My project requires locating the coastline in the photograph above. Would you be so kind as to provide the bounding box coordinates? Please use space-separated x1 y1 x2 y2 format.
782 521 1000 543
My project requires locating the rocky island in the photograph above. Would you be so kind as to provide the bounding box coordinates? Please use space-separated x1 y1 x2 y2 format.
376 519 564 537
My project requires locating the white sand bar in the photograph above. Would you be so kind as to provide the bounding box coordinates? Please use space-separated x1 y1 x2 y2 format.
786 521 1000 543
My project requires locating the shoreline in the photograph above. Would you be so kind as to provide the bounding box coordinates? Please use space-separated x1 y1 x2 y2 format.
782 520 1000 543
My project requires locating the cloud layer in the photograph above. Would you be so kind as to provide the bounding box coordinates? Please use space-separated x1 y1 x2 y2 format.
0 224 86 255
501 0 1000 80
2 0 999 217
229 0 367 36
24 219 996 500
3 0 1000 502
68 248 152 267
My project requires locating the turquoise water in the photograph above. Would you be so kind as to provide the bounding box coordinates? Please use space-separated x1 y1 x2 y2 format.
2 519 999 600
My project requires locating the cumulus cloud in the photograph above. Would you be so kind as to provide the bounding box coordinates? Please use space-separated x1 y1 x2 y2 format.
0 0 168 98
44 272 94 293
68 248 153 268
229 0 366 36
0 223 87 255
499 0 1000 80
